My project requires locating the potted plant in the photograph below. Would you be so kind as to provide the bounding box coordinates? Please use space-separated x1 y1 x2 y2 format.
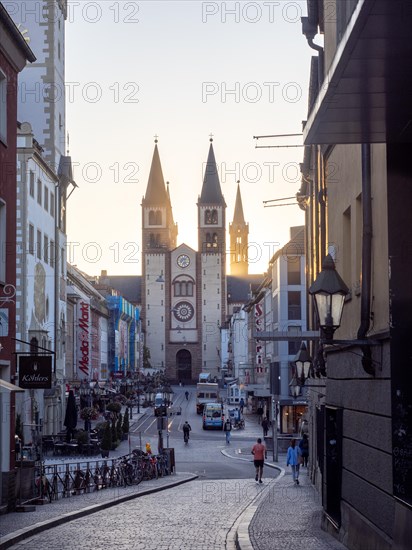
116 413 123 441
80 407 99 432
106 402 122 414
121 408 129 440
111 419 118 450
100 422 112 458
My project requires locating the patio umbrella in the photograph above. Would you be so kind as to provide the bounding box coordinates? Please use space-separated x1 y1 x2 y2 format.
64 390 78 442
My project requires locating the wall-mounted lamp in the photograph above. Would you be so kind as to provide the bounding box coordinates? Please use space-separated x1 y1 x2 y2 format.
293 342 312 384
289 375 301 398
309 254 379 375
308 254 348 341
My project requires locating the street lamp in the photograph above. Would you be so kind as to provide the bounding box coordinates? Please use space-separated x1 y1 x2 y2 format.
293 342 312 384
289 375 301 398
308 254 349 341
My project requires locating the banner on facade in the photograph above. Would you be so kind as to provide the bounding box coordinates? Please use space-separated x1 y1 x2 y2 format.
18 355 52 389
77 299 91 378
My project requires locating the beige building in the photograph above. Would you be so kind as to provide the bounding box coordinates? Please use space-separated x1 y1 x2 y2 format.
299 1 412 549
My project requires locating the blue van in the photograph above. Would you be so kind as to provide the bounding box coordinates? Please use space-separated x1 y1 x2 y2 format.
202 403 224 430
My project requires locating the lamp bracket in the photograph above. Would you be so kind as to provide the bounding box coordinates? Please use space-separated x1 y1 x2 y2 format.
323 338 381 346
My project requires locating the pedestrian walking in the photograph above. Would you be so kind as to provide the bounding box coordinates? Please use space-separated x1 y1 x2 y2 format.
251 437 267 483
261 417 269 437
256 405 264 424
239 397 245 413
299 433 309 467
224 418 232 444
286 438 302 484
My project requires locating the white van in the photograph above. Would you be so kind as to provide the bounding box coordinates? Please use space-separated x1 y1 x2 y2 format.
154 393 164 408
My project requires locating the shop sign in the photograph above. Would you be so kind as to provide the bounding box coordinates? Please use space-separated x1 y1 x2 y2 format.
19 355 52 389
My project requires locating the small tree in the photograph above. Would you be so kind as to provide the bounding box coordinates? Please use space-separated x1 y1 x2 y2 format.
122 408 130 435
116 413 123 441
106 401 121 414
100 422 112 451
111 419 117 448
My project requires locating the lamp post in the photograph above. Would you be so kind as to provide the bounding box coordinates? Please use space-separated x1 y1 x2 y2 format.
80 379 94 454
136 374 141 414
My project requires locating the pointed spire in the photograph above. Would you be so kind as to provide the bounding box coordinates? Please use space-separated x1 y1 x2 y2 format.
144 141 169 205
232 181 245 224
199 139 225 205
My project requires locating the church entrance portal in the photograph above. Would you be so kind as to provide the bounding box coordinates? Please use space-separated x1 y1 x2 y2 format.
176 349 192 383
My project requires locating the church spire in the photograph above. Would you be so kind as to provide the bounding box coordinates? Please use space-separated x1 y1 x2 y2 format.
232 181 245 225
144 141 169 205
199 139 225 205
229 181 249 276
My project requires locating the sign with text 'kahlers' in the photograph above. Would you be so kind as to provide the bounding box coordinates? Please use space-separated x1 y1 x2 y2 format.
19 356 52 389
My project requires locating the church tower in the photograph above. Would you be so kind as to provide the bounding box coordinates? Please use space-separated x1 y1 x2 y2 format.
141 141 177 372
229 182 249 276
197 139 227 377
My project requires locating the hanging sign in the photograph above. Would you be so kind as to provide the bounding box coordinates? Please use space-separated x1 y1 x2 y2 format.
19 355 52 389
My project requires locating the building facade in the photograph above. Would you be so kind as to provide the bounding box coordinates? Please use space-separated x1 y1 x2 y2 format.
141 139 229 383
0 3 35 509
300 1 412 549
15 122 62 439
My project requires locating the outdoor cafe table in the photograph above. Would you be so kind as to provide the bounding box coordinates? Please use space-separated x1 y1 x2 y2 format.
53 442 66 455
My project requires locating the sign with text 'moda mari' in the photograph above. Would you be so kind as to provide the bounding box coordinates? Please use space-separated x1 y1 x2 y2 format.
19 356 53 389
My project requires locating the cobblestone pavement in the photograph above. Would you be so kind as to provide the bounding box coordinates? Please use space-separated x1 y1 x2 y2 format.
0 473 197 548
3 477 269 550
224 447 347 550
1 409 347 550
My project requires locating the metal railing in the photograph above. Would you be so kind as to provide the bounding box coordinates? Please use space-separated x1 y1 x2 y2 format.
30 452 170 504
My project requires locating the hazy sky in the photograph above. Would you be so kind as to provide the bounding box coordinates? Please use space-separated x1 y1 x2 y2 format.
65 1 312 276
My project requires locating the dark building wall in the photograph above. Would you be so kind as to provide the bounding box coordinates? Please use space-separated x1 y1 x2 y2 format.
386 144 412 550
324 343 393 548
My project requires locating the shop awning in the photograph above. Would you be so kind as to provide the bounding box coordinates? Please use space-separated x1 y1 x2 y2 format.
0 379 25 392
304 0 412 145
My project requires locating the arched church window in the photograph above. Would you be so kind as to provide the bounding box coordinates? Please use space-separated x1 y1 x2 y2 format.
206 233 212 248
155 211 162 225
149 210 156 225
212 233 218 247
186 282 193 296
174 282 181 296
205 210 212 224
211 209 218 224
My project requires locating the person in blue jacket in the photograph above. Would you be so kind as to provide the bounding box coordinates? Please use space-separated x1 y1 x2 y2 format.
286 438 302 484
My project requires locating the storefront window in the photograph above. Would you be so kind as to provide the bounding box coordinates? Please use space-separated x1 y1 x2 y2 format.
280 404 307 434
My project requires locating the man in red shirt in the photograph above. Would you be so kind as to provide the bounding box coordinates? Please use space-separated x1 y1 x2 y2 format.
251 437 267 483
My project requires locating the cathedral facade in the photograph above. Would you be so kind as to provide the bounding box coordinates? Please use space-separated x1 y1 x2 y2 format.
141 139 249 383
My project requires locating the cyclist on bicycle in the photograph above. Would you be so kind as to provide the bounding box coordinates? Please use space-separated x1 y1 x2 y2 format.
185 390 189 400
183 421 191 441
